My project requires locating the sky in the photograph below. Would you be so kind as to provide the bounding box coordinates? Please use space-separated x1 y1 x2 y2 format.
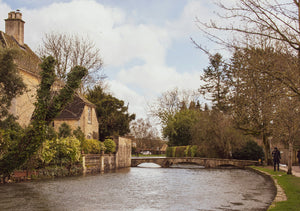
0 0 222 121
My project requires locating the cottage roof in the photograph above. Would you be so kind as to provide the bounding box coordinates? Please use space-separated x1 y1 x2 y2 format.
55 93 96 120
0 31 41 76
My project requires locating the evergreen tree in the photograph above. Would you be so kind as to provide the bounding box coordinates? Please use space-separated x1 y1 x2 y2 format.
199 53 229 112
163 109 199 146
86 85 135 141
58 123 72 138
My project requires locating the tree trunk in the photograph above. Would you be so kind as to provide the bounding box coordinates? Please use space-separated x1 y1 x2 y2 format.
263 133 271 165
297 0 300 76
287 141 293 175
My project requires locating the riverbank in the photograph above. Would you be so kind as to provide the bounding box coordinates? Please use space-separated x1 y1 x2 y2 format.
251 166 300 211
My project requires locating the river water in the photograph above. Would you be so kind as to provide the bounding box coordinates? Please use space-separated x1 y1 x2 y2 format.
0 164 275 211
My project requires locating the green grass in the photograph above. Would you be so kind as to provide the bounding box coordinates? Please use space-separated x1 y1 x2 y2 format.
252 166 300 211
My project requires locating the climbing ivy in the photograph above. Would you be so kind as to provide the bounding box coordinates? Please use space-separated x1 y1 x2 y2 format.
0 49 26 119
0 56 87 179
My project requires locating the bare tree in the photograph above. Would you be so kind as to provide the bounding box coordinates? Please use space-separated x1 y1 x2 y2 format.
129 118 159 140
194 0 300 173
272 96 300 174
148 88 201 127
195 0 300 97
228 47 285 163
38 32 104 92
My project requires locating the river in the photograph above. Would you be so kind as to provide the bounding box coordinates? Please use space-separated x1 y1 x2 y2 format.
0 164 275 211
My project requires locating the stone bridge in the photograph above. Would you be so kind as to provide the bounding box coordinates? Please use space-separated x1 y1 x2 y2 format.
131 157 258 168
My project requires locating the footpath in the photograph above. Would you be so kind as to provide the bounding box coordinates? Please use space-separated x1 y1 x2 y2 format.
279 165 300 177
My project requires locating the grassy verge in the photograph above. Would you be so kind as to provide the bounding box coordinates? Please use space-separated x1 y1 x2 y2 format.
251 166 300 211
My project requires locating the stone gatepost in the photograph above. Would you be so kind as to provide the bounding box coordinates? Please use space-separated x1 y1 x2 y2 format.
100 151 104 172
82 154 86 175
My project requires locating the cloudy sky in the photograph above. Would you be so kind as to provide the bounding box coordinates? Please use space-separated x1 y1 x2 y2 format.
0 0 222 120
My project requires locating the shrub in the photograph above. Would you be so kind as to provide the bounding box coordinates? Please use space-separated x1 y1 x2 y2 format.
176 146 186 157
190 145 198 157
81 139 103 154
45 125 57 140
172 147 176 157
104 139 116 154
58 123 72 138
37 139 57 166
184 145 190 157
73 127 85 142
55 137 82 165
166 147 173 157
232 140 264 161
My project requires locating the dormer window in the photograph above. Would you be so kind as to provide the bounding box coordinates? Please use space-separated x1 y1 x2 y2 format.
88 107 92 124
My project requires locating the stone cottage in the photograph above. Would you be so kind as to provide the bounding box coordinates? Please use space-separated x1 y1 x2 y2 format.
53 94 99 139
0 10 99 138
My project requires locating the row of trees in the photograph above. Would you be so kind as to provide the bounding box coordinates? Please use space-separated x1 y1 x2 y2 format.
150 92 250 159
197 0 300 174
151 46 299 167
150 0 300 174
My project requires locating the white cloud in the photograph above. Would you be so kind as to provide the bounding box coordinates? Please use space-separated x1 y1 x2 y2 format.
117 64 200 96
16 0 172 68
108 79 147 118
0 0 207 120
0 1 11 30
165 0 217 39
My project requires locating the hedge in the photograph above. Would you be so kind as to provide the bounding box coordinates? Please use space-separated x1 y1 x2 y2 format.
166 145 200 157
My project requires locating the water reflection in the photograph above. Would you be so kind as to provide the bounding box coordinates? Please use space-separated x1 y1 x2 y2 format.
0 166 275 211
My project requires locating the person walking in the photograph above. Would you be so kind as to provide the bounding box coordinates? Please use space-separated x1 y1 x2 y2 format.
297 150 300 167
272 147 281 171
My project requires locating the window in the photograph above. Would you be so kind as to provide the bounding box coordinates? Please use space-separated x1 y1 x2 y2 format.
87 107 92 124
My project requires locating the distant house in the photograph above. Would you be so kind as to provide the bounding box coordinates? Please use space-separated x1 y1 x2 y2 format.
0 10 98 139
54 94 98 139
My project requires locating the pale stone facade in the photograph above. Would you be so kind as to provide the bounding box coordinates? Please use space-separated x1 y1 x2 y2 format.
10 67 40 127
53 95 99 139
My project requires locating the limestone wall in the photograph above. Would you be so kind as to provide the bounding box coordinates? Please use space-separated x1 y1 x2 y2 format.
115 137 132 168
80 105 98 139
83 136 132 174
11 70 39 127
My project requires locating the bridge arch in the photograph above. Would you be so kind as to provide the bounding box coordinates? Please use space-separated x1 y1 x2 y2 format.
131 158 167 167
136 162 162 167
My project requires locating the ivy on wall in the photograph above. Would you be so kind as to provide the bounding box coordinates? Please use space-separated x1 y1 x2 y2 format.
0 56 87 178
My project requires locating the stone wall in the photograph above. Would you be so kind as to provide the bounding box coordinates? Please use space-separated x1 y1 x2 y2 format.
83 136 131 174
115 136 132 168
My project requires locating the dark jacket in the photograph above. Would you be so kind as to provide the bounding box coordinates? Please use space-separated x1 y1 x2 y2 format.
272 149 281 162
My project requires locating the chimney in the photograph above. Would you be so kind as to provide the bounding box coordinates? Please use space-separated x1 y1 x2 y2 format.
5 10 25 45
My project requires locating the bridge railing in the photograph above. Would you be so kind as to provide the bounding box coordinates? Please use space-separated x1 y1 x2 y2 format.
131 157 259 168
